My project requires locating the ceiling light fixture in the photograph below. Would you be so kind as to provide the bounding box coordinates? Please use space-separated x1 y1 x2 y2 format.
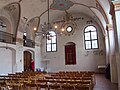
34 27 37 31
36 0 54 39
54 25 58 29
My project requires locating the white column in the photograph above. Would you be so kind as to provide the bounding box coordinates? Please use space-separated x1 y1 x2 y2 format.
35 46 41 71
16 44 24 72
114 2 120 89
106 24 118 83
105 35 109 64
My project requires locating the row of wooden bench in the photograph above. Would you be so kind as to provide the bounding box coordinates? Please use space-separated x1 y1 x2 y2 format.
0 71 95 90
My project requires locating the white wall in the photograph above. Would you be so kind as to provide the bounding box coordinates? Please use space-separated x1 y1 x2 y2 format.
0 42 41 74
108 29 118 83
41 14 106 73
0 42 22 74
0 14 106 74
105 35 110 64
35 46 42 70
0 48 13 75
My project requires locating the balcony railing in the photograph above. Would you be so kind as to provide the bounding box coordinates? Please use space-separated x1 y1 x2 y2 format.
0 31 16 44
23 39 35 48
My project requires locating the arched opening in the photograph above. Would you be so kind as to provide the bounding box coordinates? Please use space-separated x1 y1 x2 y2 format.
0 16 15 43
0 16 11 33
0 46 16 74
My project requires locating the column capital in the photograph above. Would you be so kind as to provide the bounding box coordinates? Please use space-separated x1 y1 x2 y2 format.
106 24 113 31
113 1 120 11
110 2 115 16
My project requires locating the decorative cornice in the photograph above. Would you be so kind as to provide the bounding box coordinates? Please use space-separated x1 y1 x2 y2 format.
113 1 120 11
109 3 115 17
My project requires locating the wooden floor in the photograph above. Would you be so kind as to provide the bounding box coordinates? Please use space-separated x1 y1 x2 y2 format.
93 74 118 90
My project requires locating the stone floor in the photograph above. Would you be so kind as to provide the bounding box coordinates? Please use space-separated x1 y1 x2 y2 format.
93 74 118 90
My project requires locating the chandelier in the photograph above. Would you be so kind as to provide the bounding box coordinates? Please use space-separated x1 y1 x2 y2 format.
35 0 77 38
35 0 53 39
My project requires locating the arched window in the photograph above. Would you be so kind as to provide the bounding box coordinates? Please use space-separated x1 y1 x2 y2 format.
84 25 99 50
46 31 57 52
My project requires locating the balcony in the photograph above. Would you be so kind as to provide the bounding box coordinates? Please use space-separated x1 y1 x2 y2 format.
23 39 35 48
0 31 16 44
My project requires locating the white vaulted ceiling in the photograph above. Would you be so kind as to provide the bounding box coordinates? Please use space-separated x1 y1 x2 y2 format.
0 0 112 35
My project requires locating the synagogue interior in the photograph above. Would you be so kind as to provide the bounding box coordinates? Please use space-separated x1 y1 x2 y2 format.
0 0 120 90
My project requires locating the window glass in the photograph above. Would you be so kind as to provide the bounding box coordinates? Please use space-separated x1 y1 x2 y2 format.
47 44 51 51
51 36 56 43
46 31 57 52
85 32 90 40
85 27 90 32
92 40 98 48
50 31 56 36
47 39 51 43
89 26 96 31
91 32 97 39
24 32 26 36
66 26 73 32
52 44 56 51
84 25 98 50
85 41 91 49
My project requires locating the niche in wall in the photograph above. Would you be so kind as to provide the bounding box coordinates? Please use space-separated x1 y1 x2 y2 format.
65 42 76 65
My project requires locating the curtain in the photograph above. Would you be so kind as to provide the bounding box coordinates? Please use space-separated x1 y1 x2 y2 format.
65 44 76 65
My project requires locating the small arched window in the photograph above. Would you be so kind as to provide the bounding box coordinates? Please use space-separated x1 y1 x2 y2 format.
84 25 99 50
46 31 57 52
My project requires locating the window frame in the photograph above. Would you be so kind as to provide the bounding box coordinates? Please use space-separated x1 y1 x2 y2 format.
23 32 27 46
84 25 99 50
46 31 57 52
66 26 73 33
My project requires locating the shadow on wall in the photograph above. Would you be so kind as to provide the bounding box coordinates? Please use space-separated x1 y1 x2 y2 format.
105 64 111 80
